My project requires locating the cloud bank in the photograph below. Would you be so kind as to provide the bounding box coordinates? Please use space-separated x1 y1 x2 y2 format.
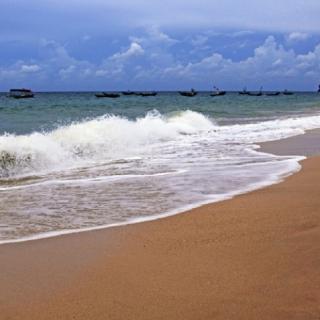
1 31 320 91
1 1 320 90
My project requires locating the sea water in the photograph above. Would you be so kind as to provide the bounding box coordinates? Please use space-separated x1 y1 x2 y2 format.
0 92 320 243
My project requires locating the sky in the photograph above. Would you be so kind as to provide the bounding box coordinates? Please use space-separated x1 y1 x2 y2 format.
1 0 320 91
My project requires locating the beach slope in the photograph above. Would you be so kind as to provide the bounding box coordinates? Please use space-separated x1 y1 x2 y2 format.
1 157 320 319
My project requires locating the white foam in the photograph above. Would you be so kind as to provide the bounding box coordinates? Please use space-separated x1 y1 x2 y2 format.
1 109 320 244
217 114 320 143
0 110 213 178
1 111 320 179
0 156 303 245
0 169 187 191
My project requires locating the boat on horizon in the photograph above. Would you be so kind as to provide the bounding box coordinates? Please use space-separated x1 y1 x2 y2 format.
210 86 226 97
122 91 136 95
247 87 263 96
238 87 249 95
95 92 120 98
179 89 197 97
8 88 34 99
282 90 294 95
135 92 157 97
265 91 280 96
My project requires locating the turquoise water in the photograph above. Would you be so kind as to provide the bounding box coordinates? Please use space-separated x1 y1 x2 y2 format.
1 92 320 134
0 91 320 243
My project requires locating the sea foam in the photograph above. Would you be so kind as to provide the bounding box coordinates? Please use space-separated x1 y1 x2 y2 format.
0 110 213 178
1 109 320 243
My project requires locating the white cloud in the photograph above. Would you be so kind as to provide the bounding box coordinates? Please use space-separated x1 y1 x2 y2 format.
296 44 320 70
94 29 177 80
1 32 320 90
130 26 178 48
287 32 310 43
95 69 108 77
59 65 76 79
159 36 320 88
21 64 41 73
0 61 42 79
37 39 94 81
95 42 145 78
191 35 208 47
231 30 254 38
111 42 144 61
40 39 76 65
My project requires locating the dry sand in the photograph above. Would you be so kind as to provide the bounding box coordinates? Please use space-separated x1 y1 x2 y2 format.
1 136 320 319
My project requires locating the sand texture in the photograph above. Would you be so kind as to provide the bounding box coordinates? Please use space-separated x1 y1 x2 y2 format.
1 156 320 319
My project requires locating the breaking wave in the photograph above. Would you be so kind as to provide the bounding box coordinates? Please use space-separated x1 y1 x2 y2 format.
1 109 320 179
0 110 213 178
2 105 320 243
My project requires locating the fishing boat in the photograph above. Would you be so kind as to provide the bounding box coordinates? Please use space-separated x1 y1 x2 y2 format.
210 86 226 97
247 87 263 96
179 89 197 97
247 92 263 96
211 91 226 97
247 91 263 96
8 88 34 99
265 92 280 96
282 90 294 95
136 92 157 97
238 87 249 95
95 92 120 98
122 91 135 95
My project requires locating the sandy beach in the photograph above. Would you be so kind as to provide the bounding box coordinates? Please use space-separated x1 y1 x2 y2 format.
1 134 320 320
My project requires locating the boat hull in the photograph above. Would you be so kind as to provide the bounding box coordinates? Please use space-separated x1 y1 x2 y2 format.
210 91 226 96
8 88 34 99
179 91 197 97
135 92 157 97
265 92 280 96
122 92 135 95
95 93 120 98
11 94 34 99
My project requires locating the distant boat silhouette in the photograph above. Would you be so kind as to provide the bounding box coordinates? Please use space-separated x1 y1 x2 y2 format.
247 87 263 96
247 92 263 96
122 91 135 95
95 92 120 98
282 89 294 95
210 86 226 97
317 84 320 93
238 87 249 95
179 88 197 97
8 88 34 99
135 92 157 96
265 92 280 96
211 91 226 96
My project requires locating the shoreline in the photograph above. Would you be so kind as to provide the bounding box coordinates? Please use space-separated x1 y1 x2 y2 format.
1 131 320 319
1 129 316 246
0 158 301 246
259 128 320 156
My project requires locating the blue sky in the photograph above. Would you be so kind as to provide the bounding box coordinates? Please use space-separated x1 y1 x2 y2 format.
1 0 320 91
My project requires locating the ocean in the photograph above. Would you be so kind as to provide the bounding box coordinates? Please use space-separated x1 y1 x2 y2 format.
1 91 320 243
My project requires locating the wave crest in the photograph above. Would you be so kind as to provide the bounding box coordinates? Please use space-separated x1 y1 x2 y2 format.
0 110 214 178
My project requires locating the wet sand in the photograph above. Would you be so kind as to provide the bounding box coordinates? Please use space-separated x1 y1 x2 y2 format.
1 134 320 319
260 128 320 156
